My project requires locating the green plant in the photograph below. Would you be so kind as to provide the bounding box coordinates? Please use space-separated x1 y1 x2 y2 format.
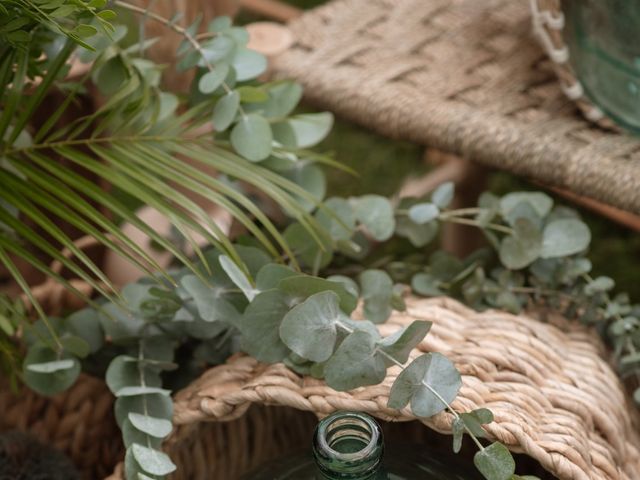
2 4 635 480
26 181 616 479
0 2 335 368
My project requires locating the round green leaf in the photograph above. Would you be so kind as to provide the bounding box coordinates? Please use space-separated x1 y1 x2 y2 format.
128 412 173 438
278 274 357 314
213 91 240 131
255 263 299 291
219 254 257 301
262 81 303 117
500 192 553 219
231 48 267 81
239 290 291 363
353 195 395 241
387 352 461 418
23 344 80 396
324 330 386 391
279 291 343 362
378 320 432 366
283 163 326 212
272 112 334 149
408 202 439 224
359 269 394 324
431 182 455 208
316 197 356 241
115 394 173 429
540 218 591 258
122 419 163 449
411 273 444 296
498 218 542 270
473 442 515 480
95 55 128 95
230 113 273 161
132 443 177 476
60 334 91 358
198 65 229 94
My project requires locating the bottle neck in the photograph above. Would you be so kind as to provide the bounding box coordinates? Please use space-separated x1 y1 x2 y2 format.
312 411 384 479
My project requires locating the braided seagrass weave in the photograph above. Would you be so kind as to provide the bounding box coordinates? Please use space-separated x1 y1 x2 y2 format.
106 297 640 480
271 0 640 214
0 373 123 479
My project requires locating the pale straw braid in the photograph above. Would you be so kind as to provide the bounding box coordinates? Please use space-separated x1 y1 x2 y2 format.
106 297 640 480
271 0 640 214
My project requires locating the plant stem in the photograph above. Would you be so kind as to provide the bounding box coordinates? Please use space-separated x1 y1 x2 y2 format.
113 1 245 117
439 216 514 235
336 321 486 451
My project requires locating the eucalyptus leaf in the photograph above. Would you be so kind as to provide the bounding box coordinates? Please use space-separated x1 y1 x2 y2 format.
239 290 290 362
353 195 395 241
278 275 358 314
23 344 80 396
324 330 386 391
283 222 333 270
387 352 461 417
411 273 444 297
498 218 542 270
106 355 161 394
431 182 454 208
230 114 272 162
197 65 229 94
212 90 240 131
473 442 515 480
279 291 344 362
359 269 394 324
272 113 333 149
282 163 326 212
408 202 439 224
128 412 173 438
540 218 591 258
378 320 431 366
255 263 299 291
122 419 163 450
316 197 355 241
231 48 267 81
500 192 553 219
26 359 75 373
219 254 257 301
132 443 177 476
115 394 173 429
262 81 302 117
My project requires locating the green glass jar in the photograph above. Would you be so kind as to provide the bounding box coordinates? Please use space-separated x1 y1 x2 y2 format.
242 411 480 479
562 0 640 132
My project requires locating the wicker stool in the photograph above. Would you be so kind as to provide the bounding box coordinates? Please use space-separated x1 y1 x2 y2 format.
106 296 640 480
270 0 640 215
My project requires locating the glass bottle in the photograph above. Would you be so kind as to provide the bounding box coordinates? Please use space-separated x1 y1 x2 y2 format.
242 411 480 479
562 0 640 132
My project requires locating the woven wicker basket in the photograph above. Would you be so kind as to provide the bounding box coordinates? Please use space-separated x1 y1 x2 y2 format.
530 0 616 128
101 296 640 480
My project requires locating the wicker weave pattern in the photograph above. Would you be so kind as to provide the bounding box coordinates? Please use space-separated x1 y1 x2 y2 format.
166 297 640 480
0 374 123 479
272 0 640 214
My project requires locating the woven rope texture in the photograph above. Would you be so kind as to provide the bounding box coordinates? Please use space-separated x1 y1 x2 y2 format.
114 297 640 480
272 0 640 214
0 373 123 479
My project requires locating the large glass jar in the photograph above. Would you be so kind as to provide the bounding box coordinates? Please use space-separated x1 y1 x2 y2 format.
242 411 480 479
562 0 640 132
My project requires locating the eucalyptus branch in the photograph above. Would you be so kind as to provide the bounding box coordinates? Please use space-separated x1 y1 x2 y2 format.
113 1 244 116
337 320 486 451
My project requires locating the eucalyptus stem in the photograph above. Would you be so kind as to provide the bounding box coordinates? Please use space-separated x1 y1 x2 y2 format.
438 216 514 235
336 321 486 451
113 0 245 117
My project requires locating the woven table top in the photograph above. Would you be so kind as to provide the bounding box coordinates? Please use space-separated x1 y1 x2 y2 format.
272 0 640 214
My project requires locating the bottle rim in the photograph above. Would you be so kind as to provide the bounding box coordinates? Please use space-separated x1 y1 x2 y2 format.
312 411 383 478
